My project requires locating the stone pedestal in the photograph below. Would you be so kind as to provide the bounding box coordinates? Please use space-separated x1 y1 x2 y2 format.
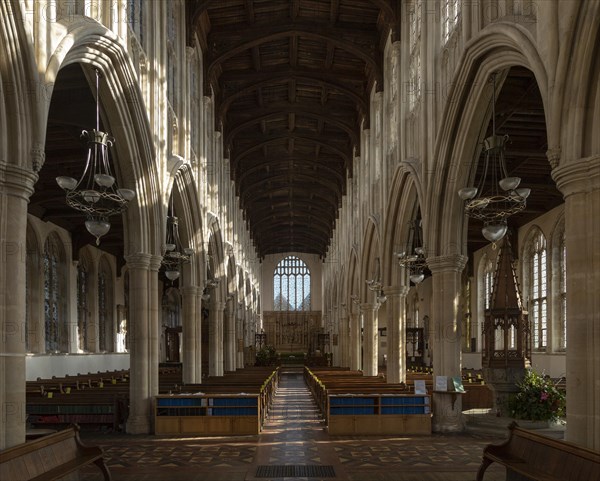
483 367 526 417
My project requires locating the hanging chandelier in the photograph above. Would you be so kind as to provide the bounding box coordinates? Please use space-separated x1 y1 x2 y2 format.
458 72 530 243
396 219 427 284
56 68 135 245
161 195 194 281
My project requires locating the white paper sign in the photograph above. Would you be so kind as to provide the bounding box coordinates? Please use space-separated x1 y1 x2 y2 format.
435 375 448 391
414 379 427 394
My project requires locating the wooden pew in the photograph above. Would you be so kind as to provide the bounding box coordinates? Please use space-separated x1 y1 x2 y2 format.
476 422 600 481
0 425 111 481
305 367 431 435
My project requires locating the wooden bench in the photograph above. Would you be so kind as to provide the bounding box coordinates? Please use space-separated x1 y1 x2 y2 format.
477 421 600 481
0 425 111 481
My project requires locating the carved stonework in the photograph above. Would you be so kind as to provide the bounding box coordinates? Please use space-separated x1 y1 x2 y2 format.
31 148 45 172
546 148 561 169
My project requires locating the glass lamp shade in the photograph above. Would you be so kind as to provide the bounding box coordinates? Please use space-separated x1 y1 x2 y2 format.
94 174 115 188
458 187 478 200
82 190 101 204
515 187 531 199
165 270 180 281
164 243 176 252
499 176 521 191
414 247 424 255
56 176 78 191
85 219 110 245
482 223 508 242
410 273 425 284
118 188 136 201
183 247 195 256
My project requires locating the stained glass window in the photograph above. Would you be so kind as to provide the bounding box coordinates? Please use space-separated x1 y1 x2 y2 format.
77 260 89 351
408 0 422 111
44 234 64 352
274 256 311 311
530 231 548 349
559 230 567 349
442 0 461 44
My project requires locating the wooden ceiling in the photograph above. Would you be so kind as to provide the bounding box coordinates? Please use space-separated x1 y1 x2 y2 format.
29 4 561 270
189 0 399 257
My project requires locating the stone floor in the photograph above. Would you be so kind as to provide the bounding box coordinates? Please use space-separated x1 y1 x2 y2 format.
81 368 507 481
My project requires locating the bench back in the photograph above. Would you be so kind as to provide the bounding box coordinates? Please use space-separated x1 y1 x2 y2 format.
0 427 81 481
509 425 600 481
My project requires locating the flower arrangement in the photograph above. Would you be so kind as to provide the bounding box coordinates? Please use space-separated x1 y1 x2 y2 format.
508 369 566 422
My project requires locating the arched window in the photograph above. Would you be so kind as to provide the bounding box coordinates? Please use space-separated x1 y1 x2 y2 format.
559 230 567 350
26 223 41 353
273 256 311 311
77 258 90 352
44 233 66 352
98 258 113 352
484 258 494 310
528 230 548 349
408 0 422 111
442 0 461 44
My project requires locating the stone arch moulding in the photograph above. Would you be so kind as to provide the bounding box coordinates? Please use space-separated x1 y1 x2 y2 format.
207 216 226 299
555 1 600 161
173 163 204 287
430 23 550 259
381 162 422 288
359 217 381 302
42 19 162 257
0 1 40 170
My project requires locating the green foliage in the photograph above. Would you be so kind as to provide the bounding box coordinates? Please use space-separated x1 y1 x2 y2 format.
508 369 566 422
255 345 278 366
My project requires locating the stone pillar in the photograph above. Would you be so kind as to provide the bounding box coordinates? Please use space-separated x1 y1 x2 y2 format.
124 253 152 433
149 257 161 398
361 303 378 376
0 163 36 449
181 286 200 383
385 286 409 384
209 300 225 376
331 305 339 365
552 156 600 450
349 306 361 370
236 303 244 369
427 254 467 433
339 305 349 368
224 296 235 372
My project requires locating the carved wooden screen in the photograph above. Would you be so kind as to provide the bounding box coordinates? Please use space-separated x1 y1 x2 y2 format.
262 311 321 353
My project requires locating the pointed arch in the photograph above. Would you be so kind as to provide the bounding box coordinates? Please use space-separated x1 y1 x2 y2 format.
429 23 550 259
41 18 162 256
359 217 382 302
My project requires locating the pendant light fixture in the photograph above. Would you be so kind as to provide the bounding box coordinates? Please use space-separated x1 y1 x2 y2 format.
56 68 135 245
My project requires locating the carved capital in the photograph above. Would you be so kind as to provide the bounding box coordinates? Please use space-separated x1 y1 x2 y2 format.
426 254 468 274
546 147 561 169
551 155 600 198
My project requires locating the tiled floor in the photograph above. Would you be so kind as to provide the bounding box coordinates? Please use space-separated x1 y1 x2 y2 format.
81 368 506 481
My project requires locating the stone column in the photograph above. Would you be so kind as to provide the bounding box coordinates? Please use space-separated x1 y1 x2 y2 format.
181 286 200 384
349 305 361 370
0 163 36 449
552 156 600 450
224 296 235 372
209 300 225 376
236 303 244 369
361 303 378 376
331 305 339 365
427 254 467 433
125 253 159 434
385 286 409 384
339 305 349 368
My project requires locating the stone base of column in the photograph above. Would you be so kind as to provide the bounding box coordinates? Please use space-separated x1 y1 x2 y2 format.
126 415 152 434
432 392 465 433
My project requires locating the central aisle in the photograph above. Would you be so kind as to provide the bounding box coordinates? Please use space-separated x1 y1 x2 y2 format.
247 366 341 479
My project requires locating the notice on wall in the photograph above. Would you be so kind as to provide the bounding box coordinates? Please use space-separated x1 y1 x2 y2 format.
435 375 448 391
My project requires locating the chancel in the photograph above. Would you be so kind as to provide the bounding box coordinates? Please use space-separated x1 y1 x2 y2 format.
1 1 599 480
